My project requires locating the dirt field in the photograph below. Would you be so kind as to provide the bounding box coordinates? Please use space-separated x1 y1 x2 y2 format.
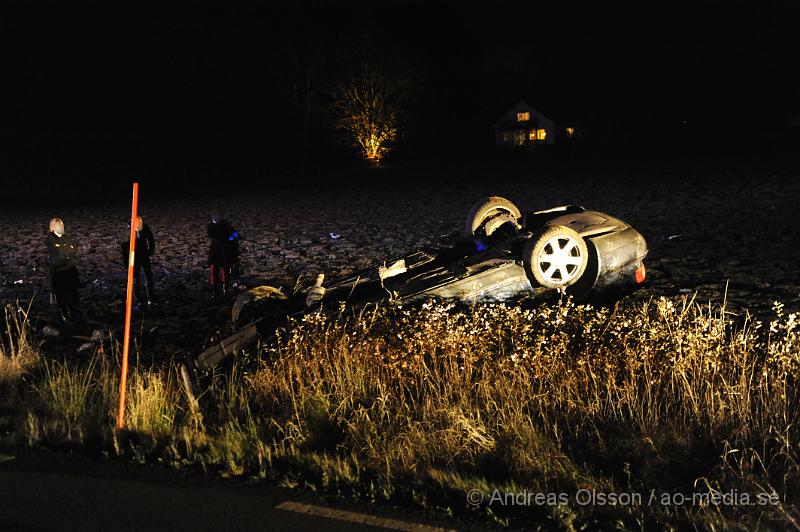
2 161 799 361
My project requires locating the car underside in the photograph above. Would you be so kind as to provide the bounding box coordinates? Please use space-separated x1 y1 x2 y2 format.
194 197 648 371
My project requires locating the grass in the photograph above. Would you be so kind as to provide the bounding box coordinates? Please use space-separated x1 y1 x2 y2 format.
0 296 798 529
125 369 178 436
0 302 37 384
35 357 97 434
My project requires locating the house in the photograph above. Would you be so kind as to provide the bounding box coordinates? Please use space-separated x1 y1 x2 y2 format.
493 100 577 149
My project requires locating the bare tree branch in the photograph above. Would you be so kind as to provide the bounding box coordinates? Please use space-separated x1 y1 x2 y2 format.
330 61 408 165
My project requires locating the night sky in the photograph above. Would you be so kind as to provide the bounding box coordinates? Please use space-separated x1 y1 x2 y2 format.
2 1 799 195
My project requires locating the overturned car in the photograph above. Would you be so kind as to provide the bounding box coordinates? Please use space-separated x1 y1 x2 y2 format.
195 196 648 371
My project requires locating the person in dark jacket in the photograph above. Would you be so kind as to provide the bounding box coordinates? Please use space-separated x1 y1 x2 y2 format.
207 211 240 299
119 216 156 307
46 217 80 322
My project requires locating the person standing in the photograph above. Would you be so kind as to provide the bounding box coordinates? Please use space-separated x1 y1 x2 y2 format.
46 217 80 322
207 211 240 300
119 215 156 308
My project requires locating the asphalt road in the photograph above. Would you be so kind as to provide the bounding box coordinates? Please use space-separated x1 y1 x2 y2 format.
0 449 483 532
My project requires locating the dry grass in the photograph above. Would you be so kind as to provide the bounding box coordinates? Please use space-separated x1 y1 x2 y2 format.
245 298 800 528
35 358 97 433
0 302 38 384
124 369 179 436
2 296 799 529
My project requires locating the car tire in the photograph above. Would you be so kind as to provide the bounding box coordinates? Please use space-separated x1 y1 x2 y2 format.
465 196 522 236
231 285 288 325
523 225 589 289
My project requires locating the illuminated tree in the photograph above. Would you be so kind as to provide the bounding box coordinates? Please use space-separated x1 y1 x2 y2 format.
330 62 408 165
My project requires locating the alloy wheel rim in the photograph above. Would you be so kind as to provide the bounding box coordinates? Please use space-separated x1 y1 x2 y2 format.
536 236 583 284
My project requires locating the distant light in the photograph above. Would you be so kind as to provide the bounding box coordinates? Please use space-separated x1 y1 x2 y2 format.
565 127 575 138
528 130 536 140
536 128 546 140
517 112 530 122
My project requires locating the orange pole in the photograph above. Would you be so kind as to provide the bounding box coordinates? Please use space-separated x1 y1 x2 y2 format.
117 182 139 430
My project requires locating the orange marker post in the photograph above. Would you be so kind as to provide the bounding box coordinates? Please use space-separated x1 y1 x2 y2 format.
117 182 139 430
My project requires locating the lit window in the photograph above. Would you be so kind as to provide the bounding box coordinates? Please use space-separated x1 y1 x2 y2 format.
517 112 530 122
528 130 536 140
565 127 575 138
537 128 547 140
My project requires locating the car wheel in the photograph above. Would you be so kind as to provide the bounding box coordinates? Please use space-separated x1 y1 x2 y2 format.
232 285 288 325
523 226 588 289
465 196 522 236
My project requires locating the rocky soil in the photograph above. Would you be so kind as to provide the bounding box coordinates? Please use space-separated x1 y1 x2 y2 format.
2 162 799 361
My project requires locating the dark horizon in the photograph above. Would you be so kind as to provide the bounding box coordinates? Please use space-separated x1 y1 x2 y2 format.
3 0 800 196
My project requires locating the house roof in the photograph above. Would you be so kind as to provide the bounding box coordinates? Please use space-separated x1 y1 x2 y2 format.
493 99 577 129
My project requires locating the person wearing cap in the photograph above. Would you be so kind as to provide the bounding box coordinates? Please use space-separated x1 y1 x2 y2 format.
207 211 240 300
46 218 80 322
119 215 157 308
